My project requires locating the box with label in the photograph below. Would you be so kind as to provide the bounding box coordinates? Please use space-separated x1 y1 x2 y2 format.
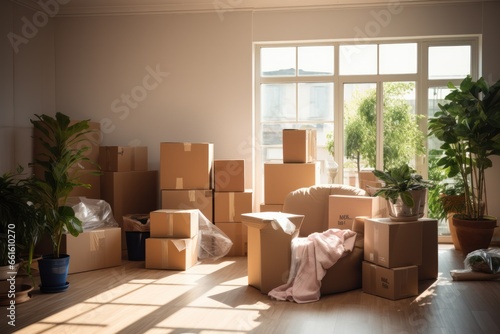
282 129 317 163
328 195 387 230
150 209 199 238
215 222 248 257
145 235 199 270
37 227 122 274
264 162 320 205
362 261 418 300
214 160 245 192
160 142 214 190
241 212 304 294
364 218 422 268
419 218 438 280
260 203 283 212
161 189 213 223
214 190 253 223
99 146 133 172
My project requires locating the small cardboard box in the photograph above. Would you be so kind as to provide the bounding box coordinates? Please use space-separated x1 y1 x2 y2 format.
282 129 317 163
215 222 248 257
328 195 387 230
214 160 245 192
160 142 214 190
419 218 438 280
241 212 304 294
264 162 320 205
364 218 423 268
161 189 213 223
99 146 132 172
150 209 199 238
145 235 199 270
362 261 418 300
214 190 253 223
36 227 122 274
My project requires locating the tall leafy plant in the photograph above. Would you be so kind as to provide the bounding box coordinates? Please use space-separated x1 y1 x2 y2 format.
31 112 95 258
428 76 500 220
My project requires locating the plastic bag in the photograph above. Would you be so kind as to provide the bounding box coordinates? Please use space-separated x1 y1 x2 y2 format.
197 211 233 261
464 248 500 274
123 214 150 232
70 197 119 230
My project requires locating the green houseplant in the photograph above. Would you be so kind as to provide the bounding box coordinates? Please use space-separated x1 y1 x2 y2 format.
31 112 95 292
372 163 433 221
428 75 500 255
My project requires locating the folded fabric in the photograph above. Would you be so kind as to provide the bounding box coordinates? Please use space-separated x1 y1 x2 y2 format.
268 228 357 303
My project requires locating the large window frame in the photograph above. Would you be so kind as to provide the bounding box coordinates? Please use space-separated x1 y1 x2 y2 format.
254 36 479 241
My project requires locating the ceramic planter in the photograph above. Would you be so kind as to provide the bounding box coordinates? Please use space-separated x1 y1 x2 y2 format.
452 216 497 256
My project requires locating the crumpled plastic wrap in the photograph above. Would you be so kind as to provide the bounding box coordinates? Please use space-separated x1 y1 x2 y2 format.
123 214 150 232
70 197 119 231
450 248 500 281
197 211 233 261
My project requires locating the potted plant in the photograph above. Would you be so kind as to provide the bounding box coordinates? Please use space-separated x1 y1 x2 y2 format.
428 75 500 255
372 163 433 221
31 112 95 292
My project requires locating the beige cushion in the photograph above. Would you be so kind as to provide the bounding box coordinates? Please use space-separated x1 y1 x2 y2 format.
282 184 367 295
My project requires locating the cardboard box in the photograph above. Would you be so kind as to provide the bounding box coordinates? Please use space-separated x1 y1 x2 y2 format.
145 235 199 270
214 190 253 223
241 212 304 294
215 222 248 257
150 209 199 238
264 162 320 205
101 170 158 250
358 170 378 191
260 203 283 212
160 142 214 190
362 261 418 300
364 218 423 268
99 146 132 172
419 218 438 280
214 160 245 192
36 227 122 274
282 129 317 163
328 195 387 230
161 189 213 223
132 146 148 171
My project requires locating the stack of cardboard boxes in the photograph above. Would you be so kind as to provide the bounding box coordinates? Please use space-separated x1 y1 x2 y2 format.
213 160 252 257
99 146 158 254
145 209 200 270
261 129 320 211
362 217 438 300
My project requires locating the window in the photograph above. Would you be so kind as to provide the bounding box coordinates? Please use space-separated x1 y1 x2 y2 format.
255 38 478 241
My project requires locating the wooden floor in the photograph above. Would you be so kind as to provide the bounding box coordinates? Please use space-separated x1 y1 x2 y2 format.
2 244 500 334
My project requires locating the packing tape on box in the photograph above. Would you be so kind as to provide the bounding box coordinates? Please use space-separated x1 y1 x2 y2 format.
172 239 188 252
229 192 235 222
268 212 296 235
183 143 192 151
167 215 174 236
160 239 170 268
188 190 196 202
176 177 183 189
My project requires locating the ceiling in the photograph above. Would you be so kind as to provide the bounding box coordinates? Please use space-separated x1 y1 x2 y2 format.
15 0 477 16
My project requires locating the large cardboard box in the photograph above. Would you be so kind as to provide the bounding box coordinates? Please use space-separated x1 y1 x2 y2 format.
364 218 423 268
214 160 245 192
282 129 317 163
145 235 199 270
328 195 387 230
214 190 253 223
215 222 248 257
241 212 304 294
161 189 213 222
132 146 148 171
362 261 418 300
264 162 320 205
150 209 199 238
160 142 214 190
101 170 158 250
259 203 283 212
99 146 132 172
68 169 101 199
36 227 122 274
419 218 438 280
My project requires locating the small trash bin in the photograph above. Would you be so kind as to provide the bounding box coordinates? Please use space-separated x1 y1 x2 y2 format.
126 231 150 261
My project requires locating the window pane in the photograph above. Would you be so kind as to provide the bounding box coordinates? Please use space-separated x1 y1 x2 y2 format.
298 46 334 76
339 44 377 75
261 47 296 77
298 83 334 122
380 43 417 74
343 83 377 187
261 84 296 121
428 45 471 80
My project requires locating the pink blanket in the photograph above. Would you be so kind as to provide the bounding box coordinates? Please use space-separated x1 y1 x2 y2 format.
268 228 357 303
